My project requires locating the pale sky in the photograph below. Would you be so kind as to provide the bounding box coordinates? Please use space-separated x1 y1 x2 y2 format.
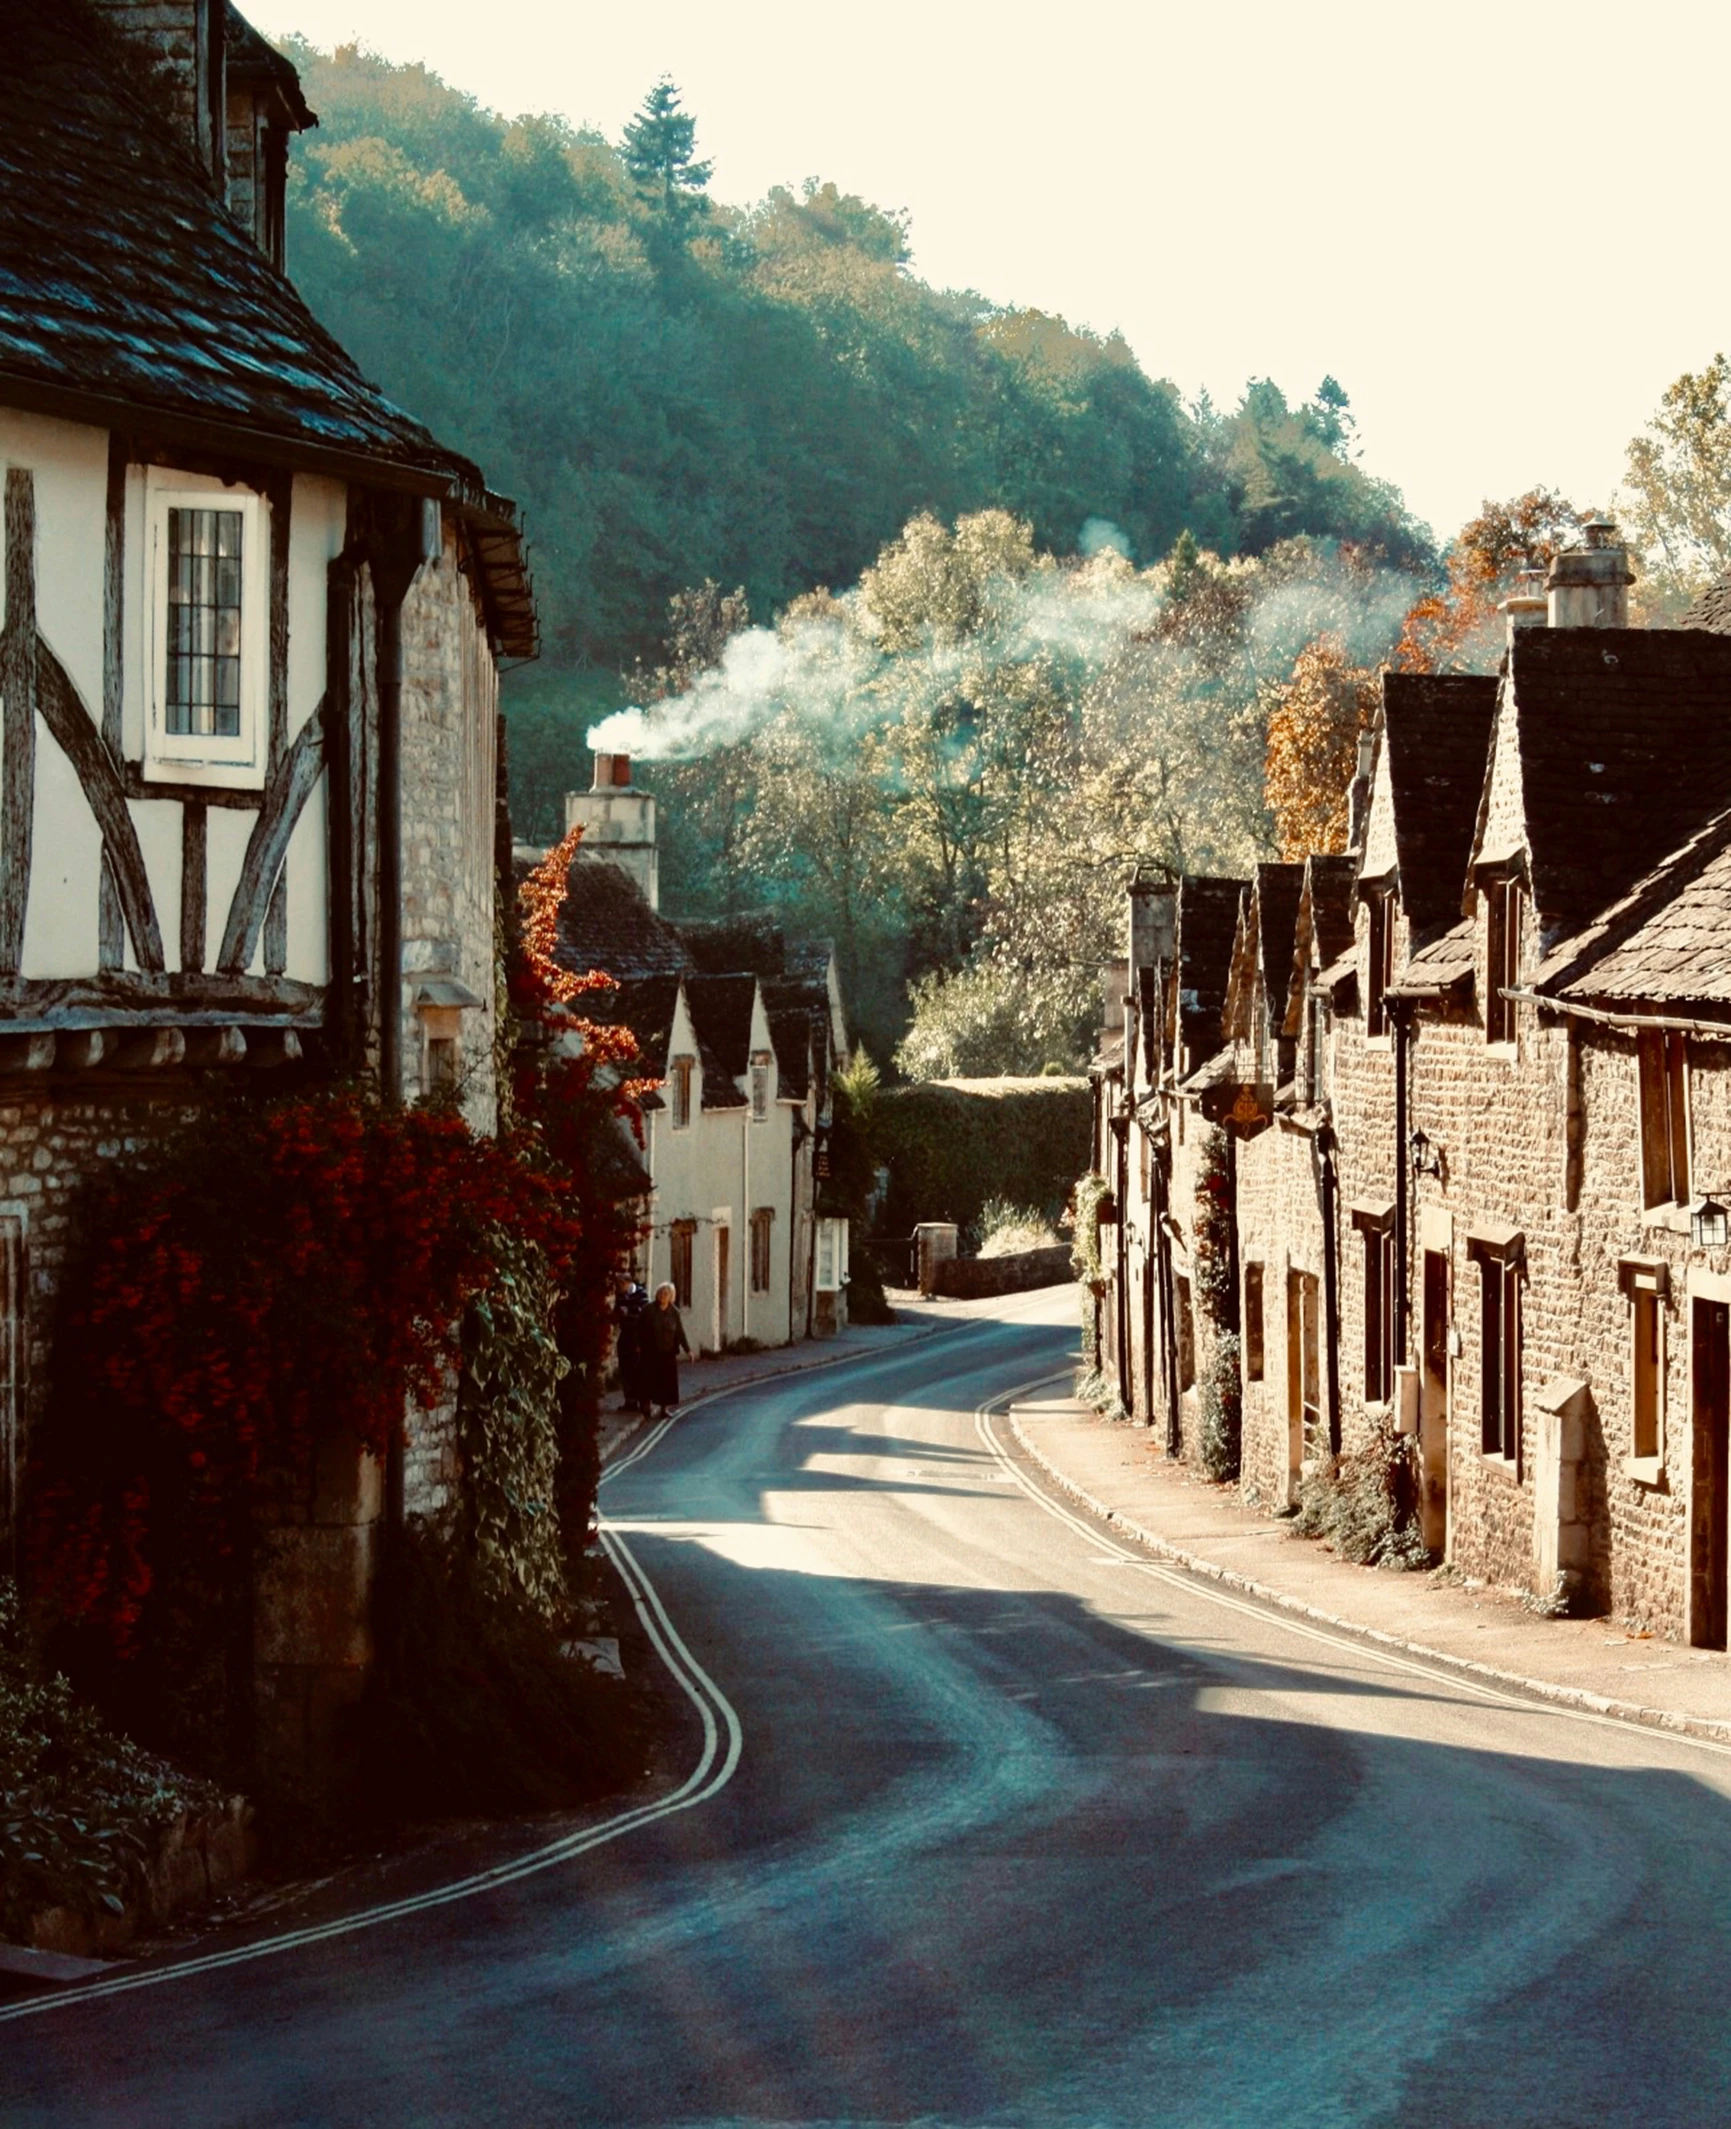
252 0 1731 548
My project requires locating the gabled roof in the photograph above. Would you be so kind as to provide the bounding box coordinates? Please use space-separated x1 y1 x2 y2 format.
1381 672 1499 942
1389 917 1475 1000
1283 853 1358 1034
1172 876 1246 1066
1255 864 1304 1016
0 4 533 653
684 973 757 1103
580 974 682 1062
226 7 314 126
1481 629 1731 944
1534 804 1731 1016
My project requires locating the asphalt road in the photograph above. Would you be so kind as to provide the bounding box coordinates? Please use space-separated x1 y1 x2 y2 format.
9 1286 1731 2126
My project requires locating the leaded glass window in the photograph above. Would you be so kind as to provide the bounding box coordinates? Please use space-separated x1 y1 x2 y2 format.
165 506 244 738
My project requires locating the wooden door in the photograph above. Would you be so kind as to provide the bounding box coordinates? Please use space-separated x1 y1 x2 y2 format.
1420 1250 1450 1553
1692 1299 1730 1649
1287 1270 1320 1491
716 1226 731 1354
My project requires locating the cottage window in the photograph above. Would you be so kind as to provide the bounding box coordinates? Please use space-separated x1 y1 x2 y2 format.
750 1207 774 1293
1305 991 1325 1103
1244 1262 1265 1382
1176 1274 1196 1392
423 1035 458 1098
670 1055 695 1131
145 478 268 787
750 1051 773 1122
1478 1252 1522 1461
669 1220 696 1309
1638 1029 1690 1209
1632 1287 1664 1461
1365 888 1394 1038
1364 1226 1395 1403
1485 877 1524 1045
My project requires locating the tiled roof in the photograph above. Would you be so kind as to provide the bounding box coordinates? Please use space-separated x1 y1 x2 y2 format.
0 5 534 653
226 7 313 125
589 1113 653 1202
556 859 693 983
1174 876 1246 1065
1535 805 1731 1013
1382 672 1498 942
582 974 681 1063
1389 917 1475 998
1496 629 1731 944
1682 575 1731 634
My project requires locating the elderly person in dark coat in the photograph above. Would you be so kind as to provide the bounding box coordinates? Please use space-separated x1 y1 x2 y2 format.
642 1283 691 1418
612 1275 649 1414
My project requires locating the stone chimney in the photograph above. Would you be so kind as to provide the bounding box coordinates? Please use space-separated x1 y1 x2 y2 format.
1346 728 1377 852
88 1 227 185
565 754 659 908
1548 521 1632 629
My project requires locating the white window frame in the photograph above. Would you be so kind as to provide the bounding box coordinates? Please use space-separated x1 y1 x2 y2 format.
143 470 269 789
750 1051 773 1122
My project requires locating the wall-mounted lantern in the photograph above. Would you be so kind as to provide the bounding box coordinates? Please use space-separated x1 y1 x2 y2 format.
1409 1127 1443 1179
1692 1193 1731 1251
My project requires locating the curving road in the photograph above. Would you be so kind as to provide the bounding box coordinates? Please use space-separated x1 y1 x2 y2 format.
8 1287 1731 2126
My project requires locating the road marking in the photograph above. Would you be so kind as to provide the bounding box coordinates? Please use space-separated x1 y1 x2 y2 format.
0 1523 742 2024
973 1386 1731 1765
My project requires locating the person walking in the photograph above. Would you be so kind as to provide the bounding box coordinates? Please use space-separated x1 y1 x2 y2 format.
643 1282 691 1419
612 1274 649 1415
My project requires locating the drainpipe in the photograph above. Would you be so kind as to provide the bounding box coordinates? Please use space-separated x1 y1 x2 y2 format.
1392 1001 1411 1369
1114 1116 1131 1405
1154 1145 1180 1456
1318 1122 1343 1456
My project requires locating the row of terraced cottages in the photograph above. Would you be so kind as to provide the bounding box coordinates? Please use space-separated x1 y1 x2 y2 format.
1091 526 1731 1645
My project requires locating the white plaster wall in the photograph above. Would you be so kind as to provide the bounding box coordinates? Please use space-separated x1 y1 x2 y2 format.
125 796 181 976
21 735 102 977
285 777 328 984
0 410 107 720
205 805 254 970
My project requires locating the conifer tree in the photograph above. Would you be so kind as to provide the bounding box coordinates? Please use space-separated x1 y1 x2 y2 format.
621 78 712 238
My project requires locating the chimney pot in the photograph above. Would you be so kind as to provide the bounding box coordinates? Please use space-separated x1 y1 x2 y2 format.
592 752 633 792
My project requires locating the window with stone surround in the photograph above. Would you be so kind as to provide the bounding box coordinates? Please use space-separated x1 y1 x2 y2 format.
1637 1029 1690 1209
750 1207 774 1293
1484 876 1525 1045
1176 1275 1196 1392
1244 1262 1265 1382
1472 1239 1523 1462
750 1051 773 1122
1353 1204 1395 1404
1365 887 1394 1038
1620 1259 1669 1469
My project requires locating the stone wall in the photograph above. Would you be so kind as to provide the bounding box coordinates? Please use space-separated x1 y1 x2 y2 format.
931 1244 1071 1300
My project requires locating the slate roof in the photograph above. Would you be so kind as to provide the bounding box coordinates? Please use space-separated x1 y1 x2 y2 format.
1534 805 1731 1015
1255 864 1304 1016
1173 876 1246 1067
1682 575 1731 634
589 1113 654 1202
1389 917 1475 998
226 6 313 125
1491 628 1731 944
1381 672 1499 941
0 4 533 652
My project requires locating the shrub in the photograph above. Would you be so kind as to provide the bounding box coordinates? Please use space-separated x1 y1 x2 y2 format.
1199 1331 1242 1482
0 1579 221 1944
1293 1417 1430 1569
876 1077 1091 1237
974 1197 1060 1258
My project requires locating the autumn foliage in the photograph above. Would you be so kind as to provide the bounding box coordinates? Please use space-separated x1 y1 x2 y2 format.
1263 635 1381 859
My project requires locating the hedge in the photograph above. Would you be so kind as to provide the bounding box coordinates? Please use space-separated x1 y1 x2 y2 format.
876 1078 1091 1238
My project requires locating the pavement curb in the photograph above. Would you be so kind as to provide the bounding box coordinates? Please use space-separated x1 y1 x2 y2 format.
1006 1407 1731 1753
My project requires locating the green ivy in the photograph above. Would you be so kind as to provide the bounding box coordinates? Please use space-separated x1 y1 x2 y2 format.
457 1227 571 1621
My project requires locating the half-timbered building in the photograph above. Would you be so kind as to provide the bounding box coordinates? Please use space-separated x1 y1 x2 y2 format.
0 3 533 1767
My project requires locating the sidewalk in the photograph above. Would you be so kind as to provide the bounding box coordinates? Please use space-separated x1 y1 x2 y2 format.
1009 1392 1731 1748
596 1289 1022 1466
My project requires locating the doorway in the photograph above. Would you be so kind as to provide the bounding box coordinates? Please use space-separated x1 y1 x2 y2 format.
715 1226 731 1354
1420 1249 1450 1553
1691 1298 1730 1649
1287 1269 1320 1496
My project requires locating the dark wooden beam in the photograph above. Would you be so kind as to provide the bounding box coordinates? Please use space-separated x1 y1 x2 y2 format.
0 470 38 975
183 1026 248 1066
181 802 207 974
111 1028 187 1072
100 437 128 971
216 702 325 977
265 475 291 976
120 764 263 810
55 1030 111 1072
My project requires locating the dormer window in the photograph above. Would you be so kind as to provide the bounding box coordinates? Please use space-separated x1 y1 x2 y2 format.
1365 887 1394 1037
144 475 267 788
1484 876 1524 1045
